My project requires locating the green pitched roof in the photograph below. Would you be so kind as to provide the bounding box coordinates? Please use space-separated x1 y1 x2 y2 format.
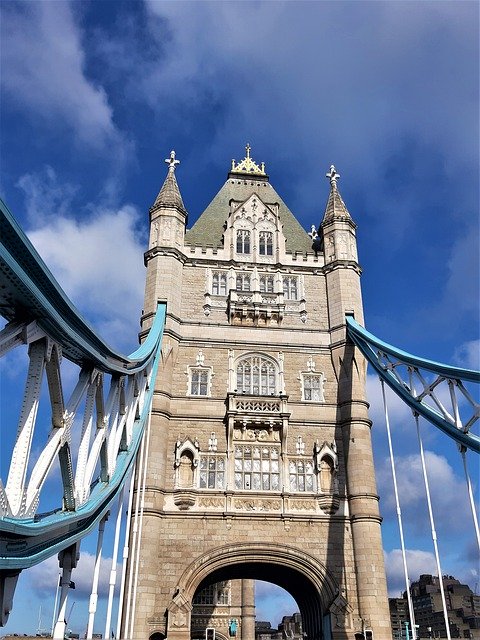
185 176 314 254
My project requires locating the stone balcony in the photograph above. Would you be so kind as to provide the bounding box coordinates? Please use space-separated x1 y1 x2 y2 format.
227 289 285 325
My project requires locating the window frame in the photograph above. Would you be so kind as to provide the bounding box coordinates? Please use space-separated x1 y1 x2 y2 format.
212 271 227 296
188 366 212 397
199 454 226 490
301 372 325 402
283 276 299 300
259 230 273 256
234 444 280 491
259 274 275 293
289 458 316 493
236 354 277 395
236 229 251 254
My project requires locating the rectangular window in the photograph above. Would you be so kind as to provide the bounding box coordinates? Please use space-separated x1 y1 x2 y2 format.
190 368 209 395
234 446 280 491
199 456 225 489
236 273 251 291
260 275 274 293
289 459 315 492
283 276 298 300
212 272 227 295
303 374 324 402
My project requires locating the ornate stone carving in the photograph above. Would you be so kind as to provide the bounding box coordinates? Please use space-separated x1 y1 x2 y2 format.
234 498 281 511
290 499 317 511
173 490 196 510
198 496 224 508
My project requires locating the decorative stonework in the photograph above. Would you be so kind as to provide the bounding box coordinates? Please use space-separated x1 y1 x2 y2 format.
173 490 197 510
230 144 266 175
233 498 281 511
198 496 224 508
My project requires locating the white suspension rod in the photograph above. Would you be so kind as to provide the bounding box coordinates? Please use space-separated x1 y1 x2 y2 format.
116 465 136 640
414 413 451 640
123 431 147 639
87 512 109 639
459 446 480 552
105 485 125 640
381 379 417 639
129 408 153 638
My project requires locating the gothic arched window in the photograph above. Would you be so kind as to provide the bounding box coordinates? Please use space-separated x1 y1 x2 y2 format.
236 229 251 254
259 231 273 256
236 355 277 395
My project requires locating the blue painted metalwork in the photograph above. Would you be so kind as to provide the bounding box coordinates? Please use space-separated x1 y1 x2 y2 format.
346 315 480 453
0 197 165 570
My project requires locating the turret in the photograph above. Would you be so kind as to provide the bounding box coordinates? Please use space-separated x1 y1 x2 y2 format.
148 150 187 251
143 150 187 319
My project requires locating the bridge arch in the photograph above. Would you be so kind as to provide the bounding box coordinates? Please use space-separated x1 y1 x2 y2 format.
170 542 343 640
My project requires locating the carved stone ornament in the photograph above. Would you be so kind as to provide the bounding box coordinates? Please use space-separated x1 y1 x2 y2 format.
318 493 340 515
173 489 197 510
234 498 281 511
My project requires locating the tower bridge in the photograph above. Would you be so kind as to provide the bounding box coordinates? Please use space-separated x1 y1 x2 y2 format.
0 147 478 640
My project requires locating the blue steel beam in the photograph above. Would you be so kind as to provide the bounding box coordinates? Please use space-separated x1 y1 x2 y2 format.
0 196 165 569
346 315 480 453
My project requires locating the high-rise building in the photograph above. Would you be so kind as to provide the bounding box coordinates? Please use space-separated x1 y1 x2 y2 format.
122 146 391 639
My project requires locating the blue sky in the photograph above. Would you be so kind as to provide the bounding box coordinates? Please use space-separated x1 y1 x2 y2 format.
0 0 478 634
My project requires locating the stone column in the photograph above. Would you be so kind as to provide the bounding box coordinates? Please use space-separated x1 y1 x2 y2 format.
241 579 255 640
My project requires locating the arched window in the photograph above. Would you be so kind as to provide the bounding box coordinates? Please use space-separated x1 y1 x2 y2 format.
236 355 277 395
236 229 251 254
259 231 273 256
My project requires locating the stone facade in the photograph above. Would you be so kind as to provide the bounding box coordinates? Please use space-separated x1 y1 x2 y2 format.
122 148 392 640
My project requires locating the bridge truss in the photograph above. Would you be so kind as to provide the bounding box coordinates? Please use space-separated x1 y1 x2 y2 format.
0 199 165 634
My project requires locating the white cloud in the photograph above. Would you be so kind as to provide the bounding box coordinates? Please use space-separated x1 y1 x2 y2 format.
454 339 480 372
24 195 145 353
384 548 437 597
376 450 474 536
255 581 297 626
1 2 127 153
29 550 120 599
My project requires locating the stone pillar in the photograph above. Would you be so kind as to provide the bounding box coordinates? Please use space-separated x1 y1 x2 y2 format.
241 579 255 640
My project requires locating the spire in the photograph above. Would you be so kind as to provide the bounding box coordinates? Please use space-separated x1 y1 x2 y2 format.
321 164 352 224
229 143 268 178
150 150 186 214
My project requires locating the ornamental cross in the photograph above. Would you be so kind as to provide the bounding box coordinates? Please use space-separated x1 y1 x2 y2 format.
326 164 340 186
165 150 180 173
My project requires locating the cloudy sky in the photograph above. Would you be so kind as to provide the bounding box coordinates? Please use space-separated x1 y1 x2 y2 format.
1 0 478 635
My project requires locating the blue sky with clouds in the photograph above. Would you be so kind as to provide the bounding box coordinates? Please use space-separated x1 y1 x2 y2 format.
1 0 479 634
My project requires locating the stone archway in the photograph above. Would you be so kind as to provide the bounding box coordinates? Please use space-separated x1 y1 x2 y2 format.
166 542 350 640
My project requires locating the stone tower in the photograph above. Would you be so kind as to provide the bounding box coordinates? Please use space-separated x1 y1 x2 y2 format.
124 147 391 640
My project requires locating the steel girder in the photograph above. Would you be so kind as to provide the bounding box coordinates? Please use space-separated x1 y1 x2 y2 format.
346 315 480 453
0 198 165 627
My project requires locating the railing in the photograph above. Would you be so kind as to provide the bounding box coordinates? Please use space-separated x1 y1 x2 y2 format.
0 198 165 631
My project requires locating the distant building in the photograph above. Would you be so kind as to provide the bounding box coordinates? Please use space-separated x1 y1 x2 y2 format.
278 613 303 640
390 574 480 639
389 598 410 639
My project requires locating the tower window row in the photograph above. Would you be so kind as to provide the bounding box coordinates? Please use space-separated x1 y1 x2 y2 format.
211 271 299 300
187 353 325 401
177 449 335 494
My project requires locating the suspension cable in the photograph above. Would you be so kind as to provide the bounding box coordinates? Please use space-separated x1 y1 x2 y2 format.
116 465 136 639
104 484 125 640
380 379 417 639
129 404 154 638
123 430 147 638
413 412 451 640
459 446 480 552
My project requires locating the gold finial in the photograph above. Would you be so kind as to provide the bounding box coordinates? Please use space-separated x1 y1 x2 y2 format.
165 150 180 173
230 144 266 175
326 165 340 187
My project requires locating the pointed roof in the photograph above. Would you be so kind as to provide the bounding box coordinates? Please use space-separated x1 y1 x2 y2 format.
321 165 352 225
150 150 187 215
185 148 313 253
